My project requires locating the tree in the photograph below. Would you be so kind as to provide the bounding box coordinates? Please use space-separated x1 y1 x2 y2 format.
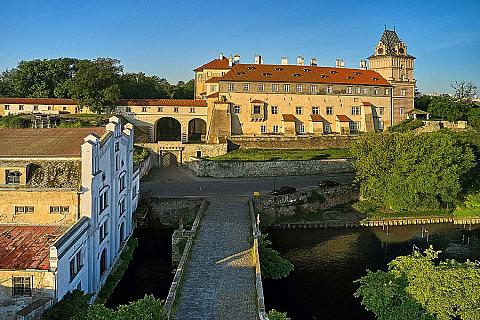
43 290 91 320
414 94 432 111
119 73 169 99
427 96 467 121
452 80 478 101
66 58 122 113
355 247 480 320
467 108 480 131
268 309 290 320
258 234 294 280
170 80 195 99
351 132 475 211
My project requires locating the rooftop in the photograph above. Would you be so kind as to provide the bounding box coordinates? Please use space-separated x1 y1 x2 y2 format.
0 127 106 158
0 225 69 270
117 99 207 107
220 64 391 86
0 98 78 105
193 57 232 72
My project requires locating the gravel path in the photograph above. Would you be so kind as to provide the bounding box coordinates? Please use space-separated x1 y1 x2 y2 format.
173 197 257 320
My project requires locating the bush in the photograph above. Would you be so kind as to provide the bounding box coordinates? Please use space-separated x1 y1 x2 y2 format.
258 234 294 280
0 115 31 128
42 289 91 320
268 309 290 320
467 108 480 131
388 119 424 132
133 146 149 162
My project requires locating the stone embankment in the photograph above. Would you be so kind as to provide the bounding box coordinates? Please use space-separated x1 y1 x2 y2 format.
189 158 354 178
228 135 356 150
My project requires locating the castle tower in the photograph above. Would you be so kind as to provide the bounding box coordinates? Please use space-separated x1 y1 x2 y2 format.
368 28 415 124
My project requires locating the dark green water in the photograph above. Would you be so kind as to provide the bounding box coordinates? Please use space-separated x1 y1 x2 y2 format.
263 224 480 320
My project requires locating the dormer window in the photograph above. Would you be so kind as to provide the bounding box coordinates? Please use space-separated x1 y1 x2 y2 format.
293 73 301 77
262 72 272 76
275 67 284 71
6 170 21 184
320 75 328 78
303 68 312 72
353 72 361 75
346 76 354 80
246 66 256 70
372 77 379 81
330 70 338 74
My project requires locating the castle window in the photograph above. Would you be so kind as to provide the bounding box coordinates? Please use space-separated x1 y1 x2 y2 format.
233 105 240 114
385 88 390 95
272 84 279 92
15 206 34 214
4 105 9 110
253 105 261 114
401 89 406 96
119 174 126 192
141 107 148 112
260 125 266 134
271 106 278 114
258 84 265 92
190 107 195 113
326 107 333 115
174 107 179 113
295 106 303 115
283 84 290 92
120 198 126 215
157 107 163 112
99 191 109 213
356 87 361 94
99 220 108 244
50 206 69 214
126 107 131 112
6 170 21 184
296 84 303 92
310 85 318 93
19 105 24 110
379 107 385 116
362 88 368 95
299 123 305 134
347 86 353 94
312 106 319 114
243 83 250 91
351 106 361 115
272 125 279 133
228 83 235 91
33 105 38 111
374 88 379 95
69 251 83 282
400 107 404 115
13 276 32 296
326 86 333 94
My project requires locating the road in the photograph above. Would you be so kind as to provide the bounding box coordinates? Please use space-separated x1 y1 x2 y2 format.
141 166 355 198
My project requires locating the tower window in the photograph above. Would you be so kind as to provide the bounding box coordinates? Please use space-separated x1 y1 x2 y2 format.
401 89 406 96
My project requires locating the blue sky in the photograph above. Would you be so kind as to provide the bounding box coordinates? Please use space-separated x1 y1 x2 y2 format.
1 0 479 94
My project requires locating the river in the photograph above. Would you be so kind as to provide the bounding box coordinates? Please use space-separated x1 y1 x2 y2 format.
263 223 480 320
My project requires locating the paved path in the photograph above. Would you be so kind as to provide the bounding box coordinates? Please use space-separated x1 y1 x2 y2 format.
173 197 257 320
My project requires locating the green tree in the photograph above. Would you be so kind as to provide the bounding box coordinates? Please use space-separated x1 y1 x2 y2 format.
259 234 294 280
355 247 480 320
66 58 122 113
467 108 480 131
170 79 195 99
119 73 169 99
43 290 91 320
351 132 475 211
427 96 466 121
267 309 290 320
414 94 432 111
451 80 478 101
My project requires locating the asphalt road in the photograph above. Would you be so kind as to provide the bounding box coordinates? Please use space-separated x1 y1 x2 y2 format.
141 166 355 198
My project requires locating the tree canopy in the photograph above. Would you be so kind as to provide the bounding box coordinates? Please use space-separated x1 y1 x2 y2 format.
354 247 480 320
351 131 475 211
0 58 195 112
259 234 294 280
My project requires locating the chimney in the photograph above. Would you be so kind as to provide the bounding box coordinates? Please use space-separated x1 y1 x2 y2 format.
296 56 305 66
335 59 345 68
219 52 224 60
359 59 367 70
233 54 240 64
281 57 288 65
310 58 318 66
228 55 234 67
254 55 263 64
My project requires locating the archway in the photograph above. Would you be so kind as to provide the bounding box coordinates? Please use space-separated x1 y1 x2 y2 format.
156 117 181 141
188 118 207 142
100 249 107 276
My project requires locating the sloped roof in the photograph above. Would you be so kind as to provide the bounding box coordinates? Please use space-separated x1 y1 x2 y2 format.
282 114 296 122
0 225 69 270
220 64 391 86
361 101 374 106
205 77 223 83
379 30 403 55
206 92 219 99
0 127 106 158
310 114 327 122
194 57 232 72
251 99 265 104
0 98 78 105
117 99 207 107
336 115 351 122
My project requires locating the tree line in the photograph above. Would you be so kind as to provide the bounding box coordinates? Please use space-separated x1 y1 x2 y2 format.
0 58 194 113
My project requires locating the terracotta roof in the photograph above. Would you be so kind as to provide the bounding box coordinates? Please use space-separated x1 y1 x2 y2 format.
251 99 265 104
336 115 351 122
0 225 69 270
0 127 106 158
310 114 327 122
361 101 374 106
117 99 206 107
206 92 219 99
282 114 296 122
220 64 391 86
205 77 223 83
0 98 78 105
194 57 232 72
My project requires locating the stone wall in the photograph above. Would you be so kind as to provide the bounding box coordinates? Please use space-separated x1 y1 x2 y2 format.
415 120 468 133
228 135 356 150
145 196 203 228
189 158 354 178
137 142 227 164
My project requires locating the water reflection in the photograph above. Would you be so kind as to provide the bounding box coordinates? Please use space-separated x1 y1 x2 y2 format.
263 224 480 320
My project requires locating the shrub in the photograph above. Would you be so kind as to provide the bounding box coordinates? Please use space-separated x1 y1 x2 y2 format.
388 119 424 132
42 289 91 320
268 309 290 320
258 234 294 280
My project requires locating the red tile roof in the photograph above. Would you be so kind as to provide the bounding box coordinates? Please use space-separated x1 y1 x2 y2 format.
117 99 207 107
310 114 326 122
206 92 219 99
361 101 374 106
194 57 232 72
0 98 78 105
336 115 351 122
0 127 106 158
205 77 223 83
220 64 391 86
251 99 265 104
282 114 296 122
0 225 69 270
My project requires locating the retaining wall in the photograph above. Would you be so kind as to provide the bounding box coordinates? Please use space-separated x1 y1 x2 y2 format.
228 135 356 150
189 158 354 178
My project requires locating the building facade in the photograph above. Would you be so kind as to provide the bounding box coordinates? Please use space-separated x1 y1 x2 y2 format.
0 117 139 319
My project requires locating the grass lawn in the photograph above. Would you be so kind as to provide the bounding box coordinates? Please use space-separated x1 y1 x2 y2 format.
207 148 350 161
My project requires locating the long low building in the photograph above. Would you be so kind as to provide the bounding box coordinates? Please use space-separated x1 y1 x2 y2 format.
0 117 139 319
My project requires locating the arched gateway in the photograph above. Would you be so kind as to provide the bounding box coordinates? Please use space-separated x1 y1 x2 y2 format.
156 117 181 141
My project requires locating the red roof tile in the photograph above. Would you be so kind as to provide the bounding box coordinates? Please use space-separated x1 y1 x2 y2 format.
0 127 106 158
282 114 296 122
336 115 351 122
362 101 374 106
206 92 219 99
205 77 223 83
310 114 326 122
117 99 207 107
194 57 232 72
220 64 391 86
0 98 78 105
251 99 265 104
0 225 69 270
